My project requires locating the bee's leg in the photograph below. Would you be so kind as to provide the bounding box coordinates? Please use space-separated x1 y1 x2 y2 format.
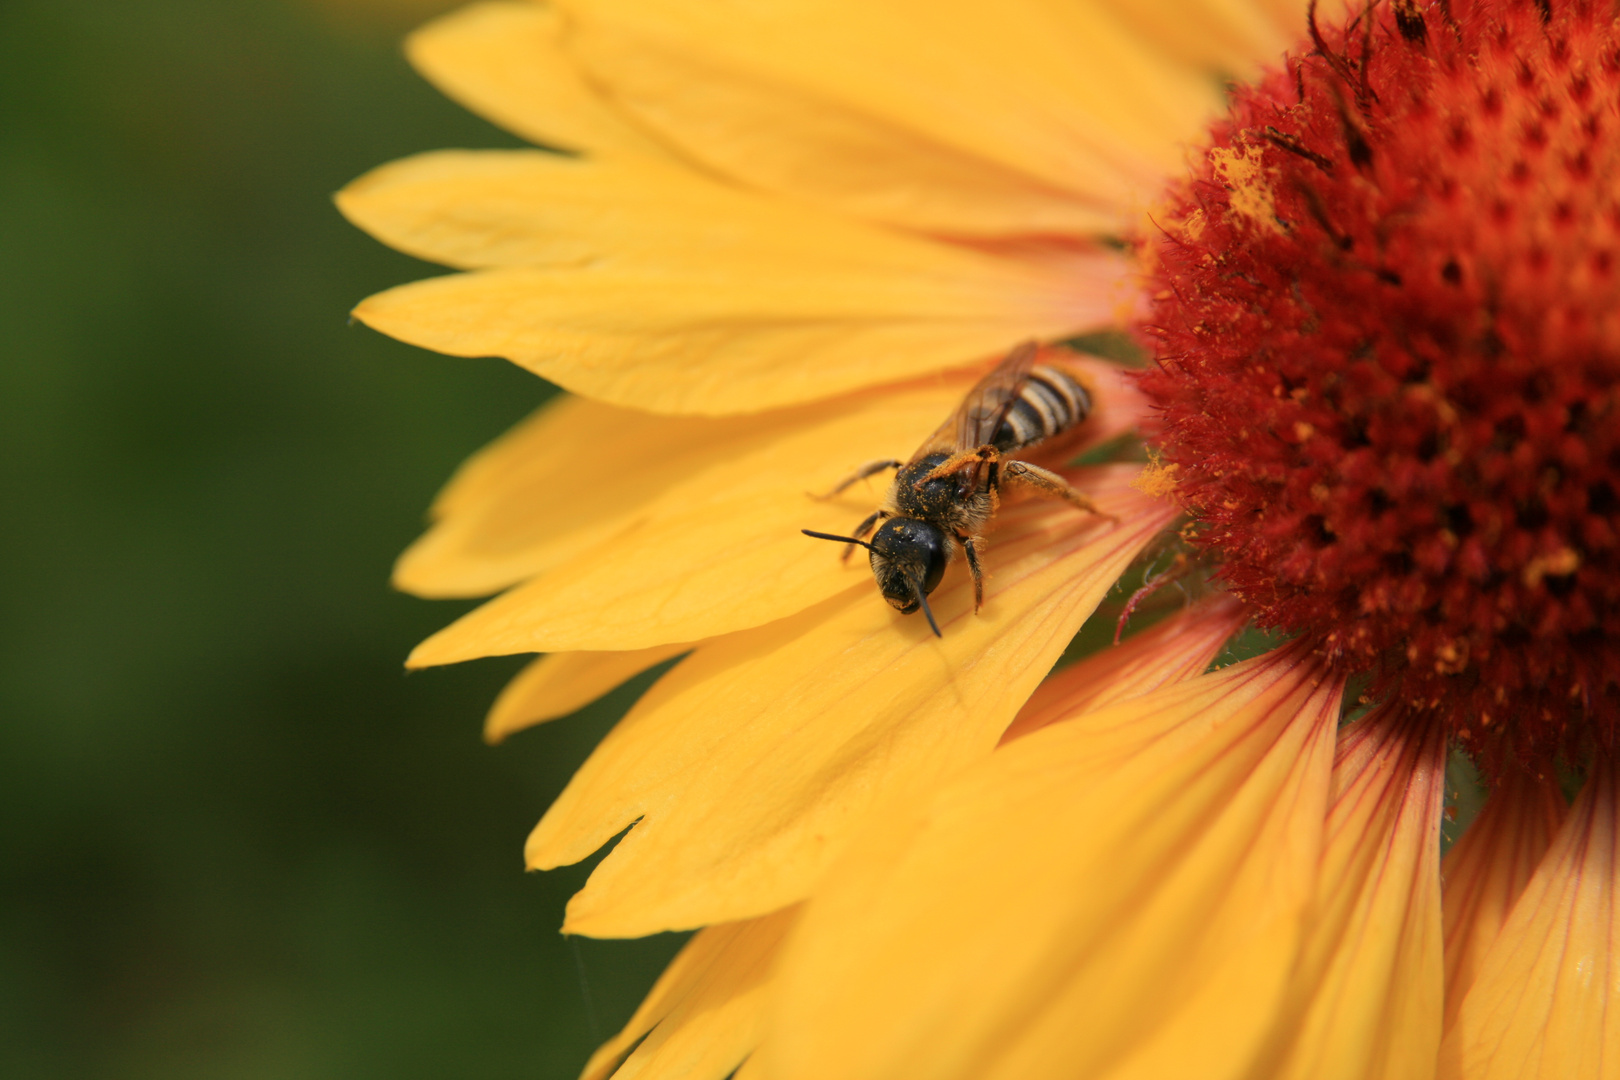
842 508 889 562
958 533 986 612
812 459 902 500
1002 461 1118 521
918 445 1000 488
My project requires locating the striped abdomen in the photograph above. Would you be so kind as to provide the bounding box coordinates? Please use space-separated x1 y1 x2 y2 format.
990 365 1093 453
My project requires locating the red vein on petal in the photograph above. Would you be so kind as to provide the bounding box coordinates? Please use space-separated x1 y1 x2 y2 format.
761 645 1344 1080
1439 758 1620 1080
1440 767 1569 1031
1000 594 1248 744
1246 706 1448 1080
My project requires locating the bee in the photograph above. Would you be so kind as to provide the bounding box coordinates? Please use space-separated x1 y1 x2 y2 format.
803 341 1112 636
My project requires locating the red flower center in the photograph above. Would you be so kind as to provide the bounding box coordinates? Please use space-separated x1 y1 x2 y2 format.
1139 0 1620 773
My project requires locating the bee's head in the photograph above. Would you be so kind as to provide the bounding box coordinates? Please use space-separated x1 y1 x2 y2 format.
867 518 948 616
799 519 949 636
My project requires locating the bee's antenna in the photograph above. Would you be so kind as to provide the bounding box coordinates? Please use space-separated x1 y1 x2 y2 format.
914 583 942 638
802 529 877 552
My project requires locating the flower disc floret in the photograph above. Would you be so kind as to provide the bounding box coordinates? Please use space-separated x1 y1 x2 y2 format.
1140 0 1620 771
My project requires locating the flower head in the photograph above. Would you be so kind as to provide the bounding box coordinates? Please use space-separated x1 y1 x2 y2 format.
1142 0 1620 773
342 1 1620 1077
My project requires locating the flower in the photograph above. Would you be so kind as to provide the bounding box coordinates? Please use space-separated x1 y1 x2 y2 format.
339 1 1620 1078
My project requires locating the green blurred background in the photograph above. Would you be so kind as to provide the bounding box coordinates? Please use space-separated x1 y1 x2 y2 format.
0 1 686 1075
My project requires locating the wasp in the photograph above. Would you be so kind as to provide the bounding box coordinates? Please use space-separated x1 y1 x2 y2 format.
803 341 1112 636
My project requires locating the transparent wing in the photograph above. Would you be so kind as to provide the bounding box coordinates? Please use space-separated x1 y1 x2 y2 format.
908 340 1040 462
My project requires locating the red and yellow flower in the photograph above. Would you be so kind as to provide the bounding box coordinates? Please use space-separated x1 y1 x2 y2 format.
341 1 1620 1076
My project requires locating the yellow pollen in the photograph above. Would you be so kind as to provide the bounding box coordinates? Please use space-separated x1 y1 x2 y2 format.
1208 143 1279 233
1133 456 1181 499
1521 547 1581 588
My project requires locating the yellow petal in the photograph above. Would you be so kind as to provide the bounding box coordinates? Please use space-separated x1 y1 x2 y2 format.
1086 0 1291 75
395 392 866 600
409 359 1146 659
760 646 1343 1080
1438 759 1620 1080
340 148 1125 277
999 594 1248 743
352 246 1124 417
527 480 1179 937
395 397 768 599
580 907 796 1080
484 642 691 744
561 0 1219 237
338 149 603 271
1246 711 1448 1080
404 1 661 156
1253 0 1355 40
1440 769 1568 1030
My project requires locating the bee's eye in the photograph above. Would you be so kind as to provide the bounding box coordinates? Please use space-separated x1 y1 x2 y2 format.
920 535 947 595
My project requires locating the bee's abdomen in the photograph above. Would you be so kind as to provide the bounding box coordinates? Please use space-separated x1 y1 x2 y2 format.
991 365 1092 453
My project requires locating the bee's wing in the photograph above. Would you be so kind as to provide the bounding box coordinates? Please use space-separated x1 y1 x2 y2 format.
908 340 1040 462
